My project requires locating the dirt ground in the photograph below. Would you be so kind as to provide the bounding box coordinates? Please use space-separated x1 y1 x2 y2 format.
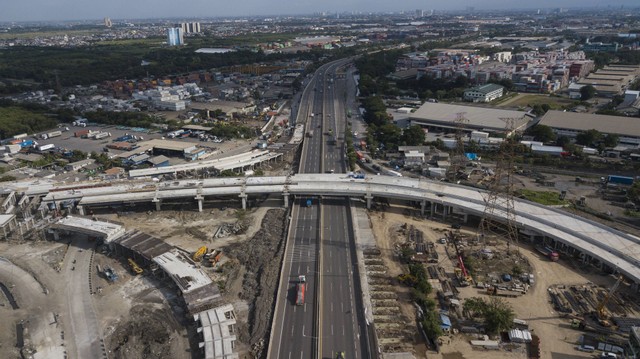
368 205 632 359
224 208 288 358
107 306 188 359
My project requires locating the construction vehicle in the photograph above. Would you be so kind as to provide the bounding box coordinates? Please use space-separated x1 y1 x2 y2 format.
128 258 143 275
486 285 522 298
206 250 224 267
536 245 560 261
193 246 208 262
449 231 472 286
103 267 118 282
595 275 623 327
296 275 306 306
336 352 345 359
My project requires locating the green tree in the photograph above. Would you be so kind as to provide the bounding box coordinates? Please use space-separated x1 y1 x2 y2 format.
556 136 572 148
580 85 596 101
531 104 551 117
402 125 425 146
576 129 602 146
483 298 515 335
463 297 515 335
603 134 619 148
526 124 556 143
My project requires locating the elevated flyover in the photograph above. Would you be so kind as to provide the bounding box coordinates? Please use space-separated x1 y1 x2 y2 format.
34 173 640 289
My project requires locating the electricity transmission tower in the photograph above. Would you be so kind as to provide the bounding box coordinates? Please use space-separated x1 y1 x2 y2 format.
478 118 520 253
447 112 468 182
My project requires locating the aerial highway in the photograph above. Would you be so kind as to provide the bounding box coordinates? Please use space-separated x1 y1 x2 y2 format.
318 62 370 359
269 60 327 359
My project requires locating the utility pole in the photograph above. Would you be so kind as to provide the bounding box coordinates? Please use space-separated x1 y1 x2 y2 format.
478 118 519 253
447 112 468 183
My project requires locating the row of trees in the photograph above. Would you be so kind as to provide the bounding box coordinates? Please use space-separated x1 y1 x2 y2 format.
398 253 442 340
0 41 344 89
360 96 425 155
0 99 72 138
526 124 619 151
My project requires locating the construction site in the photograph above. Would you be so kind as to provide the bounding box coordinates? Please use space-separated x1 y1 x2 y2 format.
0 100 639 359
0 197 288 359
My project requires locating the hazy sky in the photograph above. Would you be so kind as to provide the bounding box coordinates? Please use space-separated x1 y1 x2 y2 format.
1 0 638 22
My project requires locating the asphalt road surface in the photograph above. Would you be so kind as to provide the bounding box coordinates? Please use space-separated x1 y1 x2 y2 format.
270 58 372 359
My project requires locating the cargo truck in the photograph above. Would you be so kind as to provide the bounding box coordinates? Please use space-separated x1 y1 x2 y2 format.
74 129 90 138
296 275 306 305
93 132 111 140
40 130 62 140
536 245 560 261
37 144 55 152
607 175 634 186
18 140 35 148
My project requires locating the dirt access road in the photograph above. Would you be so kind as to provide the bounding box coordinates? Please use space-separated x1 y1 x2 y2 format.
368 205 622 359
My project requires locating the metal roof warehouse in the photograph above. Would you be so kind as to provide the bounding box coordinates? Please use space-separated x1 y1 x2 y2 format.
538 110 640 145
409 102 533 134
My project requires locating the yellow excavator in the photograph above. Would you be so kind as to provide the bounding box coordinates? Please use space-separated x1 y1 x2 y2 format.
127 258 144 275
193 246 208 262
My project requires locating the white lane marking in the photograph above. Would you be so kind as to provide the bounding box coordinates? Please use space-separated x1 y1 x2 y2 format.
331 324 334 335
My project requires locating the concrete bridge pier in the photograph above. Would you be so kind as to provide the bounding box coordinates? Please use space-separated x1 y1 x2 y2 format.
152 198 161 211
240 194 248 210
365 193 373 209
282 193 289 209
420 200 426 216
195 195 204 212
78 205 85 216
430 202 436 218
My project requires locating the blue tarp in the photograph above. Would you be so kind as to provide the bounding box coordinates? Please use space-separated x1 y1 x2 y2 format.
440 313 452 329
465 153 478 161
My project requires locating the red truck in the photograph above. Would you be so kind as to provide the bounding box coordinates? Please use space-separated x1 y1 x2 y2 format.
536 246 560 262
296 275 306 305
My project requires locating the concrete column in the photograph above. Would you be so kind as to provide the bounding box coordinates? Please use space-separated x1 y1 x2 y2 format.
152 199 161 211
420 200 426 216
78 205 85 216
430 202 435 217
365 194 373 209
442 205 447 220
282 193 289 209
241 195 248 210
196 197 203 212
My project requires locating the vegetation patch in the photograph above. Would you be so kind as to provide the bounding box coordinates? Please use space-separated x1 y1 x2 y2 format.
516 189 569 206
0 106 58 138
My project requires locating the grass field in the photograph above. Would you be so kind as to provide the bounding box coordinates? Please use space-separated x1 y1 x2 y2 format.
516 189 570 206
498 94 576 110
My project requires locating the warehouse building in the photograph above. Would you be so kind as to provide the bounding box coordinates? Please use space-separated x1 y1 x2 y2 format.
409 102 533 135
538 110 640 146
463 84 504 103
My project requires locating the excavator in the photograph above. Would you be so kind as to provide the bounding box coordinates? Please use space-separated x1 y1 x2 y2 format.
595 275 623 327
128 258 144 275
192 246 208 262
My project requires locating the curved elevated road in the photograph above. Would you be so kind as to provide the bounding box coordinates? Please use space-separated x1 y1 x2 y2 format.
32 173 640 288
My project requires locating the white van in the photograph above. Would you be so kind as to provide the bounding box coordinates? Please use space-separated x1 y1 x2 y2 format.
577 345 595 352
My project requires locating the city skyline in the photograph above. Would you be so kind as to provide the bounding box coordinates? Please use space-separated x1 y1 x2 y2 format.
2 0 639 23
